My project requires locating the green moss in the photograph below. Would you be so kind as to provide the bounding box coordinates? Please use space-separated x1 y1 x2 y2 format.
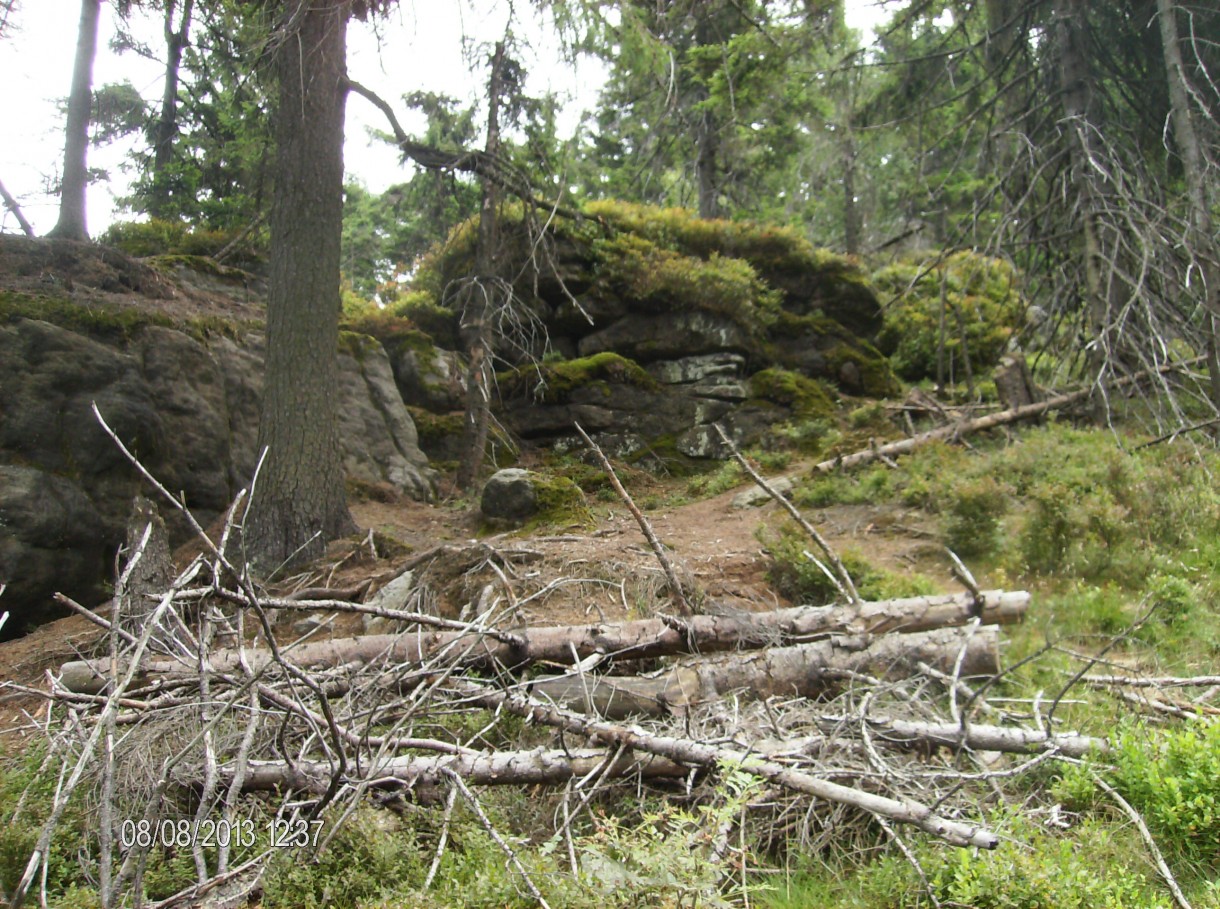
0 290 238 342
822 342 902 397
500 352 658 403
146 253 251 284
337 329 382 361
748 368 837 419
409 407 465 449
483 471 593 534
391 291 461 350
591 232 781 330
101 219 267 266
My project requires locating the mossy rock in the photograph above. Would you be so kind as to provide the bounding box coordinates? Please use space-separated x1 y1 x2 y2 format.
823 342 902 398
409 407 466 461
390 291 461 350
0 290 235 342
499 352 658 403
480 468 591 531
748 368 837 419
146 254 250 284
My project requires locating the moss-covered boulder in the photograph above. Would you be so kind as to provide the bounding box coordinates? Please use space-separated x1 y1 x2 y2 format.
390 201 902 460
480 468 589 528
872 250 1027 382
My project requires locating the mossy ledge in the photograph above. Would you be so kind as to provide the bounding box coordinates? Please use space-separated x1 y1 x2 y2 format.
0 290 238 342
748 367 838 419
499 352 659 403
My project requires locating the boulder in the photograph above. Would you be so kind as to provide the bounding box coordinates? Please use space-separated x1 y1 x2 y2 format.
577 311 752 362
480 468 539 522
0 313 436 634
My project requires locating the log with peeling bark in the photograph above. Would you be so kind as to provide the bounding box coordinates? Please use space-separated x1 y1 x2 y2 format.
234 747 687 796
530 627 1000 719
228 715 1102 797
806 715 1107 759
58 590 1027 694
458 680 1001 849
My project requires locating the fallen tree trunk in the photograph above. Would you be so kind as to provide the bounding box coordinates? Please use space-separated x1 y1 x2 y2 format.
230 714 1100 796
530 627 1000 719
805 714 1107 759
235 747 686 796
458 680 1000 849
732 360 1203 485
59 590 1027 694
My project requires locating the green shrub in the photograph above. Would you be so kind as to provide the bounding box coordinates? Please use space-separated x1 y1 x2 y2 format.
760 523 932 604
101 218 265 266
943 476 1009 558
873 250 1026 382
687 460 745 497
1059 719 1220 870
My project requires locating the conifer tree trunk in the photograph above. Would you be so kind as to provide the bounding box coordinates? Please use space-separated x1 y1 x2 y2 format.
148 0 194 220
48 0 101 241
246 0 355 568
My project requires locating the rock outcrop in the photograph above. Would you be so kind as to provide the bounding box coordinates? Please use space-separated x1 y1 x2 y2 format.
372 201 900 460
0 288 436 634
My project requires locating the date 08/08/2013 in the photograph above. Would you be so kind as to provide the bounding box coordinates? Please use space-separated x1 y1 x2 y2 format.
119 817 322 850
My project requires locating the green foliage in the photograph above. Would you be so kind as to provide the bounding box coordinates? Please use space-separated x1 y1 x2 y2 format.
686 459 745 497
261 808 422 909
1058 719 1220 871
943 476 1009 558
390 291 461 350
0 744 93 902
873 251 1026 382
760 814 1173 909
101 218 263 264
114 3 277 229
760 522 934 604
592 231 781 328
499 352 658 404
749 368 836 417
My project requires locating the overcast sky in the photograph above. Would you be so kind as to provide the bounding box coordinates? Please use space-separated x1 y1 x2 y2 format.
0 0 889 236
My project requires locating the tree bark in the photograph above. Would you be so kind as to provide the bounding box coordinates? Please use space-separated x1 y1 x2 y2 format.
993 353 1040 411
148 0 194 220
456 41 505 491
529 627 1001 719
59 590 1027 693
47 0 101 241
1156 0 1220 409
1053 0 1117 385
693 3 721 219
245 0 356 569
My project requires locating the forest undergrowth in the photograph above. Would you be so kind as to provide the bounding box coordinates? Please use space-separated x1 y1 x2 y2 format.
4 414 1220 909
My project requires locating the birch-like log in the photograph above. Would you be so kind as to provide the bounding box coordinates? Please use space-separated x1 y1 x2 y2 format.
530 627 1000 719
59 590 1027 694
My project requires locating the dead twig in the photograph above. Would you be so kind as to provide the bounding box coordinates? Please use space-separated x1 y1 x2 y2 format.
575 422 695 614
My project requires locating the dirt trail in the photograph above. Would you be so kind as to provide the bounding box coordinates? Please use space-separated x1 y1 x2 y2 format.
0 472 952 739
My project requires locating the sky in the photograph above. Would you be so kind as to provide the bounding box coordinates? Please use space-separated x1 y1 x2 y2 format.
0 0 890 236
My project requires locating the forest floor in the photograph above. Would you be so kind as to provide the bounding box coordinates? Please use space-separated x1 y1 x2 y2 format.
0 464 955 737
